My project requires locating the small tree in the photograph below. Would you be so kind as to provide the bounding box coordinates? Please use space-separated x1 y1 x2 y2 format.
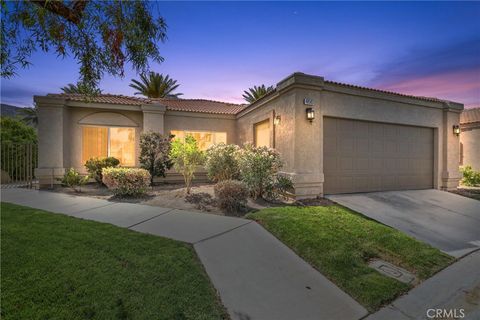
170 136 205 194
139 131 173 184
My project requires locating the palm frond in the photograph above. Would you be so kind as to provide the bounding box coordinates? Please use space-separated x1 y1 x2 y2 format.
130 72 183 98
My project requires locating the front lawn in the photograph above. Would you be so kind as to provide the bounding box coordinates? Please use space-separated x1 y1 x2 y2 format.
247 205 454 311
1 202 227 320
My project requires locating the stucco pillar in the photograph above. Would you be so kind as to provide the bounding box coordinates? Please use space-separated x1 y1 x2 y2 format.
276 74 325 199
141 103 166 134
441 105 462 190
34 97 66 188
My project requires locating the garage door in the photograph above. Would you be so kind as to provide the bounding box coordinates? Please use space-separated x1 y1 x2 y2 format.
323 117 433 194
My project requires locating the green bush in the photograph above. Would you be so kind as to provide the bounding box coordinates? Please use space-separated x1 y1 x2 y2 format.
57 168 89 192
460 166 480 187
0 117 37 143
85 157 120 184
205 143 240 182
102 167 150 196
170 136 205 194
214 180 249 215
139 131 173 184
268 174 294 199
236 143 283 199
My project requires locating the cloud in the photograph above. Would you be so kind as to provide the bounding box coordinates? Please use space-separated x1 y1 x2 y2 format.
0 81 47 107
370 37 480 107
371 37 480 86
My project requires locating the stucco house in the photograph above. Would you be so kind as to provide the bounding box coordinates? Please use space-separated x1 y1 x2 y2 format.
460 108 480 171
34 72 464 198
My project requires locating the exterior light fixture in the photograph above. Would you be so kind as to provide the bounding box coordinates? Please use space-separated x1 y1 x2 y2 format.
453 125 460 136
306 108 315 122
274 115 281 126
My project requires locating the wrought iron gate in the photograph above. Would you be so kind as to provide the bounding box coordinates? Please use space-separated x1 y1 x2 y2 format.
0 143 38 188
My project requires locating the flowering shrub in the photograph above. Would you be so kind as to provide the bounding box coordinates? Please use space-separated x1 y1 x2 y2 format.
85 157 120 184
460 165 480 187
205 143 240 182
57 168 89 192
102 167 150 196
236 143 283 199
214 180 249 215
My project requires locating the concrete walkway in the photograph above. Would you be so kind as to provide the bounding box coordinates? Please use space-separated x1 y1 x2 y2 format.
367 249 480 320
1 189 367 320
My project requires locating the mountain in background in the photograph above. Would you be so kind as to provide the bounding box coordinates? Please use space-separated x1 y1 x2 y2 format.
0 103 23 118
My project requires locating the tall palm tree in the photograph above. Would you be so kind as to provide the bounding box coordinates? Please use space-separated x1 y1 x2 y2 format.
242 85 274 104
60 83 102 95
130 72 183 98
19 103 38 127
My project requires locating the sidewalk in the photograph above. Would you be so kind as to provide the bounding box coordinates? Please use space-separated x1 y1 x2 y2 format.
367 250 480 320
1 188 367 320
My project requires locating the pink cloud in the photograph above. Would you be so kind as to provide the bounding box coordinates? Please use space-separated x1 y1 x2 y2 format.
378 69 480 108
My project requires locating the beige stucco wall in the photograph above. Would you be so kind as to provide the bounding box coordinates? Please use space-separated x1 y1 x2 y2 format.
34 96 237 187
460 125 480 171
237 73 463 198
35 74 462 195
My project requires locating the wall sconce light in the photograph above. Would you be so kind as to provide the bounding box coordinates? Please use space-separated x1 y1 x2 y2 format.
453 125 460 136
274 115 281 126
306 108 315 122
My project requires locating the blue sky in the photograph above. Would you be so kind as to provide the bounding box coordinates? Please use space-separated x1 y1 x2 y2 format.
1 1 479 108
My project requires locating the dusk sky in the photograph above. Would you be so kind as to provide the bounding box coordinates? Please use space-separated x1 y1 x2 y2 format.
1 1 479 108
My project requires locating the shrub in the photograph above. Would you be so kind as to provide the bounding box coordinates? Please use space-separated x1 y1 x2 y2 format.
205 143 240 182
85 157 120 184
102 167 150 196
267 174 294 199
214 180 249 215
170 136 205 194
460 165 480 187
139 131 173 184
57 168 89 192
236 143 283 199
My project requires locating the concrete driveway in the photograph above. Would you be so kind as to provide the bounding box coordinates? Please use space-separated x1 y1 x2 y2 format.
327 189 480 258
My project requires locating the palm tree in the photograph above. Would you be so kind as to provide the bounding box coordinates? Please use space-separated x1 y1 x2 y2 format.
129 72 183 98
60 83 102 95
242 85 274 104
19 103 38 127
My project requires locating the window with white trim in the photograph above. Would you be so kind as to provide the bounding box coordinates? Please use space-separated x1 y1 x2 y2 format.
82 126 136 166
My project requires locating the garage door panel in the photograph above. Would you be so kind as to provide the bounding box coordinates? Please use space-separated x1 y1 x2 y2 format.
324 117 433 194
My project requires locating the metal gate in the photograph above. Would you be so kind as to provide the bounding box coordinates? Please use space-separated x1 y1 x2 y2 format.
0 143 38 188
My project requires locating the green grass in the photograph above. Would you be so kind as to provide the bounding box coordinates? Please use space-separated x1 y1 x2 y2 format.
247 205 454 311
1 202 227 320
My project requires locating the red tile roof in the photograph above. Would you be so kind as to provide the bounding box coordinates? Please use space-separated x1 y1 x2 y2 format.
47 93 150 106
460 108 480 125
154 98 246 115
47 94 245 115
324 80 446 103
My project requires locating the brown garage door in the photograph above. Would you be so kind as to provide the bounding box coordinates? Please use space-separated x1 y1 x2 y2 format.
323 117 433 194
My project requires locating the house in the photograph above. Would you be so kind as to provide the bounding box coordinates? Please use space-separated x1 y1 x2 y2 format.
34 72 464 198
460 108 480 171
